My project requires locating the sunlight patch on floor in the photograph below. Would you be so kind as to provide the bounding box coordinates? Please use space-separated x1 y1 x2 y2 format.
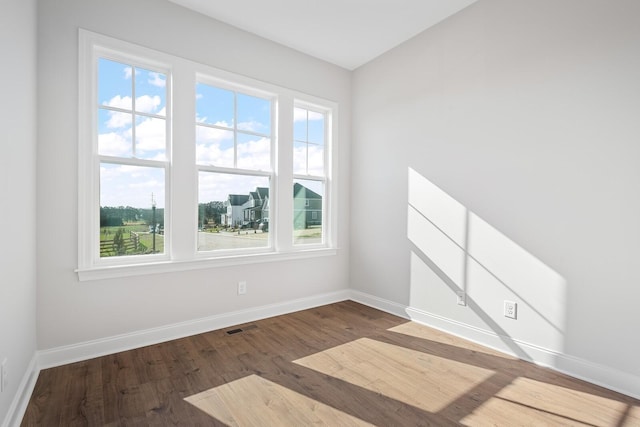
460 377 640 427
388 322 518 359
184 374 373 426
294 337 495 413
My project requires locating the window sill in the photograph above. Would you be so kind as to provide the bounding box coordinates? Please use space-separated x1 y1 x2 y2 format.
76 248 338 282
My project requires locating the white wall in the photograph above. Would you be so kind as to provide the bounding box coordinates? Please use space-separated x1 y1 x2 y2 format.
351 0 640 395
36 0 350 351
0 0 38 424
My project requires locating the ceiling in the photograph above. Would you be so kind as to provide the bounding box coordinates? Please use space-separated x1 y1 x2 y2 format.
168 0 478 70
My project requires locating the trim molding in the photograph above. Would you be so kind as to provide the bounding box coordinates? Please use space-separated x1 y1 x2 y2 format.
1 354 38 427
352 290 640 400
38 289 350 370
349 290 410 319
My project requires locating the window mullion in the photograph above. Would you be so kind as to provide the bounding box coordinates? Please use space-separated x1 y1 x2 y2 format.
170 61 197 260
131 66 137 158
277 94 294 252
233 91 238 168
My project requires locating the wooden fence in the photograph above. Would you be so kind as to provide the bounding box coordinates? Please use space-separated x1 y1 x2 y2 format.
99 231 145 257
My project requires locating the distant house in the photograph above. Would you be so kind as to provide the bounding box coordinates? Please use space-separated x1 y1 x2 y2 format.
222 184 321 230
221 194 249 227
243 187 269 228
293 183 322 229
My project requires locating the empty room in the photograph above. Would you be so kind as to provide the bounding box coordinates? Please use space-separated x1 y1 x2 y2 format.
2 0 640 425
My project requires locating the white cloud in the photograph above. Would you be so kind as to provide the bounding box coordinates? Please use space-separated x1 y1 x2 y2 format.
237 137 270 171
106 95 132 110
105 110 132 129
135 95 162 114
196 123 233 141
100 164 165 208
199 172 268 203
294 107 324 122
104 94 162 115
98 131 131 157
196 142 234 168
123 66 133 80
293 144 307 174
294 107 306 122
237 120 268 134
195 124 234 166
308 145 325 175
147 72 166 88
292 143 324 176
135 117 166 158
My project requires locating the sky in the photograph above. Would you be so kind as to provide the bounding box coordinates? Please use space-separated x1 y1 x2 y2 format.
97 58 325 208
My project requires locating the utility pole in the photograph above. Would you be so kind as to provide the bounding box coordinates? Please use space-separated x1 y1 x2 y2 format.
151 193 156 253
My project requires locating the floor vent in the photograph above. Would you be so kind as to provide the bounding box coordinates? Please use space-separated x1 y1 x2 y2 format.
226 324 258 335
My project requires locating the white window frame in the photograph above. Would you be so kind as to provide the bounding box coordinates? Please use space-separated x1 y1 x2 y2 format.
77 30 338 281
293 102 332 248
194 75 276 257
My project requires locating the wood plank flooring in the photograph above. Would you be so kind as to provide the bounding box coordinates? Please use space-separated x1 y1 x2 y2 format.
21 301 640 426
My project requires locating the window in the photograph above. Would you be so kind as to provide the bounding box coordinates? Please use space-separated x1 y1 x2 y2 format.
97 58 168 259
78 30 337 280
196 81 273 253
293 106 328 245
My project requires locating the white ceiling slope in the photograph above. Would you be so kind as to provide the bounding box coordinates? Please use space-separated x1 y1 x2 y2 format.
168 0 478 70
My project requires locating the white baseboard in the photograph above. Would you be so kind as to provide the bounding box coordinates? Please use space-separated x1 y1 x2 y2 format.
1 354 38 427
38 289 351 370
349 290 410 319
353 290 640 401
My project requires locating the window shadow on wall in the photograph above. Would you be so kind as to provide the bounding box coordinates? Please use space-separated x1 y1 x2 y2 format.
407 167 567 361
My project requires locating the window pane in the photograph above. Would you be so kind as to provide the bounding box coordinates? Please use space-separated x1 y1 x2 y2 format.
293 179 323 245
135 116 166 160
98 58 132 110
98 109 132 157
237 132 270 171
293 141 307 175
196 125 234 167
307 143 325 176
237 93 271 135
99 164 165 257
308 111 325 144
196 83 234 127
135 67 166 116
198 172 270 252
293 107 326 176
294 107 307 141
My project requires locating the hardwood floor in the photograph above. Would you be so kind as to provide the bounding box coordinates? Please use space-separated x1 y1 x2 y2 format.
22 301 640 426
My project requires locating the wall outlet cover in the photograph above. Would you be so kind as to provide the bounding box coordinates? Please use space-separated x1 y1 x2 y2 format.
504 301 517 319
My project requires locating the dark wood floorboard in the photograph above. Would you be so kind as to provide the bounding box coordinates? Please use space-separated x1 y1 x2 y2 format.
21 301 640 426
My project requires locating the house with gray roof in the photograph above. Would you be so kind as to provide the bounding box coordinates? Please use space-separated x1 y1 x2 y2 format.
222 184 321 230
293 183 322 229
221 194 250 227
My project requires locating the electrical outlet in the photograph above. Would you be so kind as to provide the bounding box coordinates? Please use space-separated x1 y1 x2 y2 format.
1 358 7 393
456 290 466 306
238 281 247 295
504 301 517 319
